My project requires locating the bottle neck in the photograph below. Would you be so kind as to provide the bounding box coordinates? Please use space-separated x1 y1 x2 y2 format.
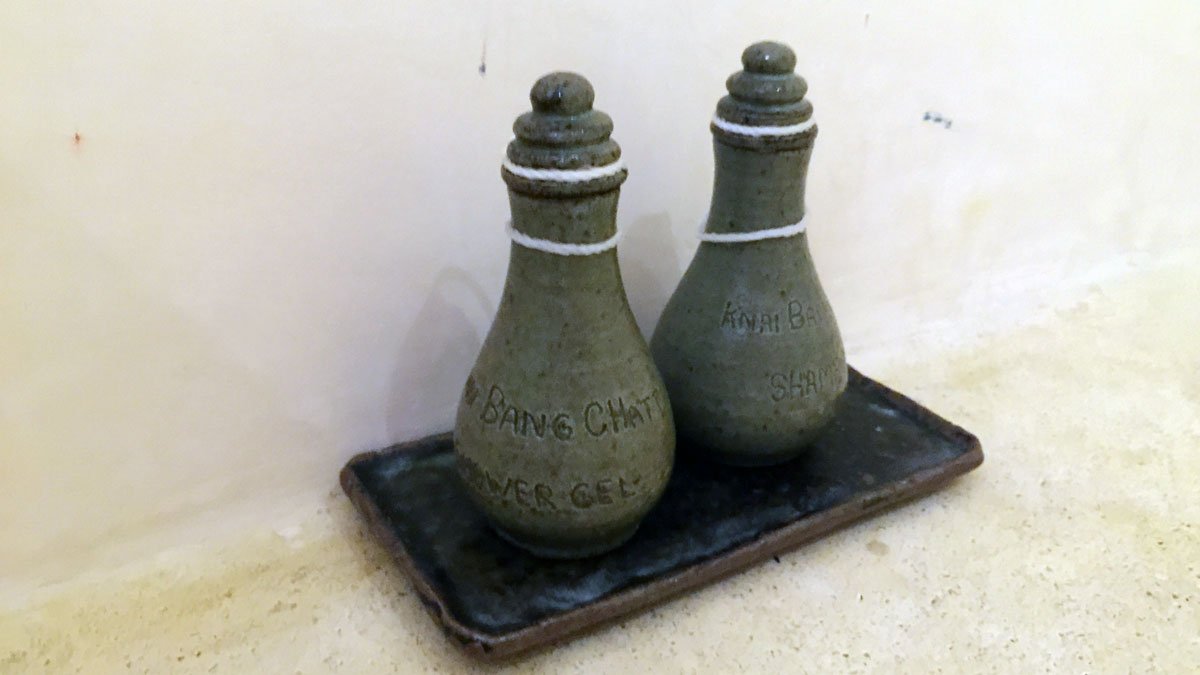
504 189 625 294
508 189 618 245
704 140 813 235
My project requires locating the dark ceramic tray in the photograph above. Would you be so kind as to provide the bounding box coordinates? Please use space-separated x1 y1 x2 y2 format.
340 368 982 660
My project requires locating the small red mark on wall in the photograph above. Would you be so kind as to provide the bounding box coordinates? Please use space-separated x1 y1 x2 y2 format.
72 131 84 152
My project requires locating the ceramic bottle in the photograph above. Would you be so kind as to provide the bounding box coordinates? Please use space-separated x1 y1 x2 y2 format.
454 72 675 558
650 42 847 466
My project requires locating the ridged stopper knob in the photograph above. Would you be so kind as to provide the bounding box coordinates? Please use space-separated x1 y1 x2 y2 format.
504 72 625 195
715 41 814 140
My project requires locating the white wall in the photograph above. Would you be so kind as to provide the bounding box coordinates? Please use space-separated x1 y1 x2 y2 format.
2 1 1197 592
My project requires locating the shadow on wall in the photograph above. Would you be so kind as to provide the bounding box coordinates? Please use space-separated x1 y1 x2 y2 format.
620 212 685 338
386 267 494 440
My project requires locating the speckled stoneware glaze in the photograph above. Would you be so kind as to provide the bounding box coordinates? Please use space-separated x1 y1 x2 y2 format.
454 73 675 559
650 42 847 467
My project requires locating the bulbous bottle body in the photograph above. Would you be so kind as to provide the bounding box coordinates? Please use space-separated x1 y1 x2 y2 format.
456 194 674 558
650 222 846 466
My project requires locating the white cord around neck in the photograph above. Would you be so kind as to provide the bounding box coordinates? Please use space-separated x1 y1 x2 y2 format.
502 157 626 183
698 214 808 243
506 220 620 256
711 114 816 138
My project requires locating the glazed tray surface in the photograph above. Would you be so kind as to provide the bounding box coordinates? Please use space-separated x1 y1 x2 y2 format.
340 368 983 660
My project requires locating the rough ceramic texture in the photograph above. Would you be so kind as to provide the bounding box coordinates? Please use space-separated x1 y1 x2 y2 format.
453 73 674 559
717 41 813 132
651 42 847 466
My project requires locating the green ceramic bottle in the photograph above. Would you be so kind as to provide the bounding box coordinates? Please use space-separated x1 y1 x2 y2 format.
454 73 675 559
650 42 847 466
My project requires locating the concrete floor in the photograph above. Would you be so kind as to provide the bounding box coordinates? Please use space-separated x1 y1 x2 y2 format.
2 256 1197 673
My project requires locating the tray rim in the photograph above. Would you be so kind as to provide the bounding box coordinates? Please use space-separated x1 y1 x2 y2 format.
339 367 983 661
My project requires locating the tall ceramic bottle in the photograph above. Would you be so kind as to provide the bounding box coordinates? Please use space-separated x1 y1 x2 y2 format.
454 73 675 559
650 42 847 467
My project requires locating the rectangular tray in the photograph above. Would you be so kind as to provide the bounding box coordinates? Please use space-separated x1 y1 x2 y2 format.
340 368 982 660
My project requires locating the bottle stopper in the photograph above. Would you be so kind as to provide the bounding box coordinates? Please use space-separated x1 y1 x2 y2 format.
713 41 816 149
503 72 627 196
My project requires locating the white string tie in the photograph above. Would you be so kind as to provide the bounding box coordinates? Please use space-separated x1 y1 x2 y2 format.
500 152 625 255
698 214 808 243
711 115 816 138
501 157 627 183
506 220 620 256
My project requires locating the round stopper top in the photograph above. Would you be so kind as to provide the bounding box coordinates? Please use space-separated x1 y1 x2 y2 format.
715 40 814 138
530 72 595 114
505 71 625 195
741 41 797 74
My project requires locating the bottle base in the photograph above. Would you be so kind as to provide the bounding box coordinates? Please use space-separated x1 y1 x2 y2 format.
696 444 814 467
492 522 641 560
679 430 822 467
